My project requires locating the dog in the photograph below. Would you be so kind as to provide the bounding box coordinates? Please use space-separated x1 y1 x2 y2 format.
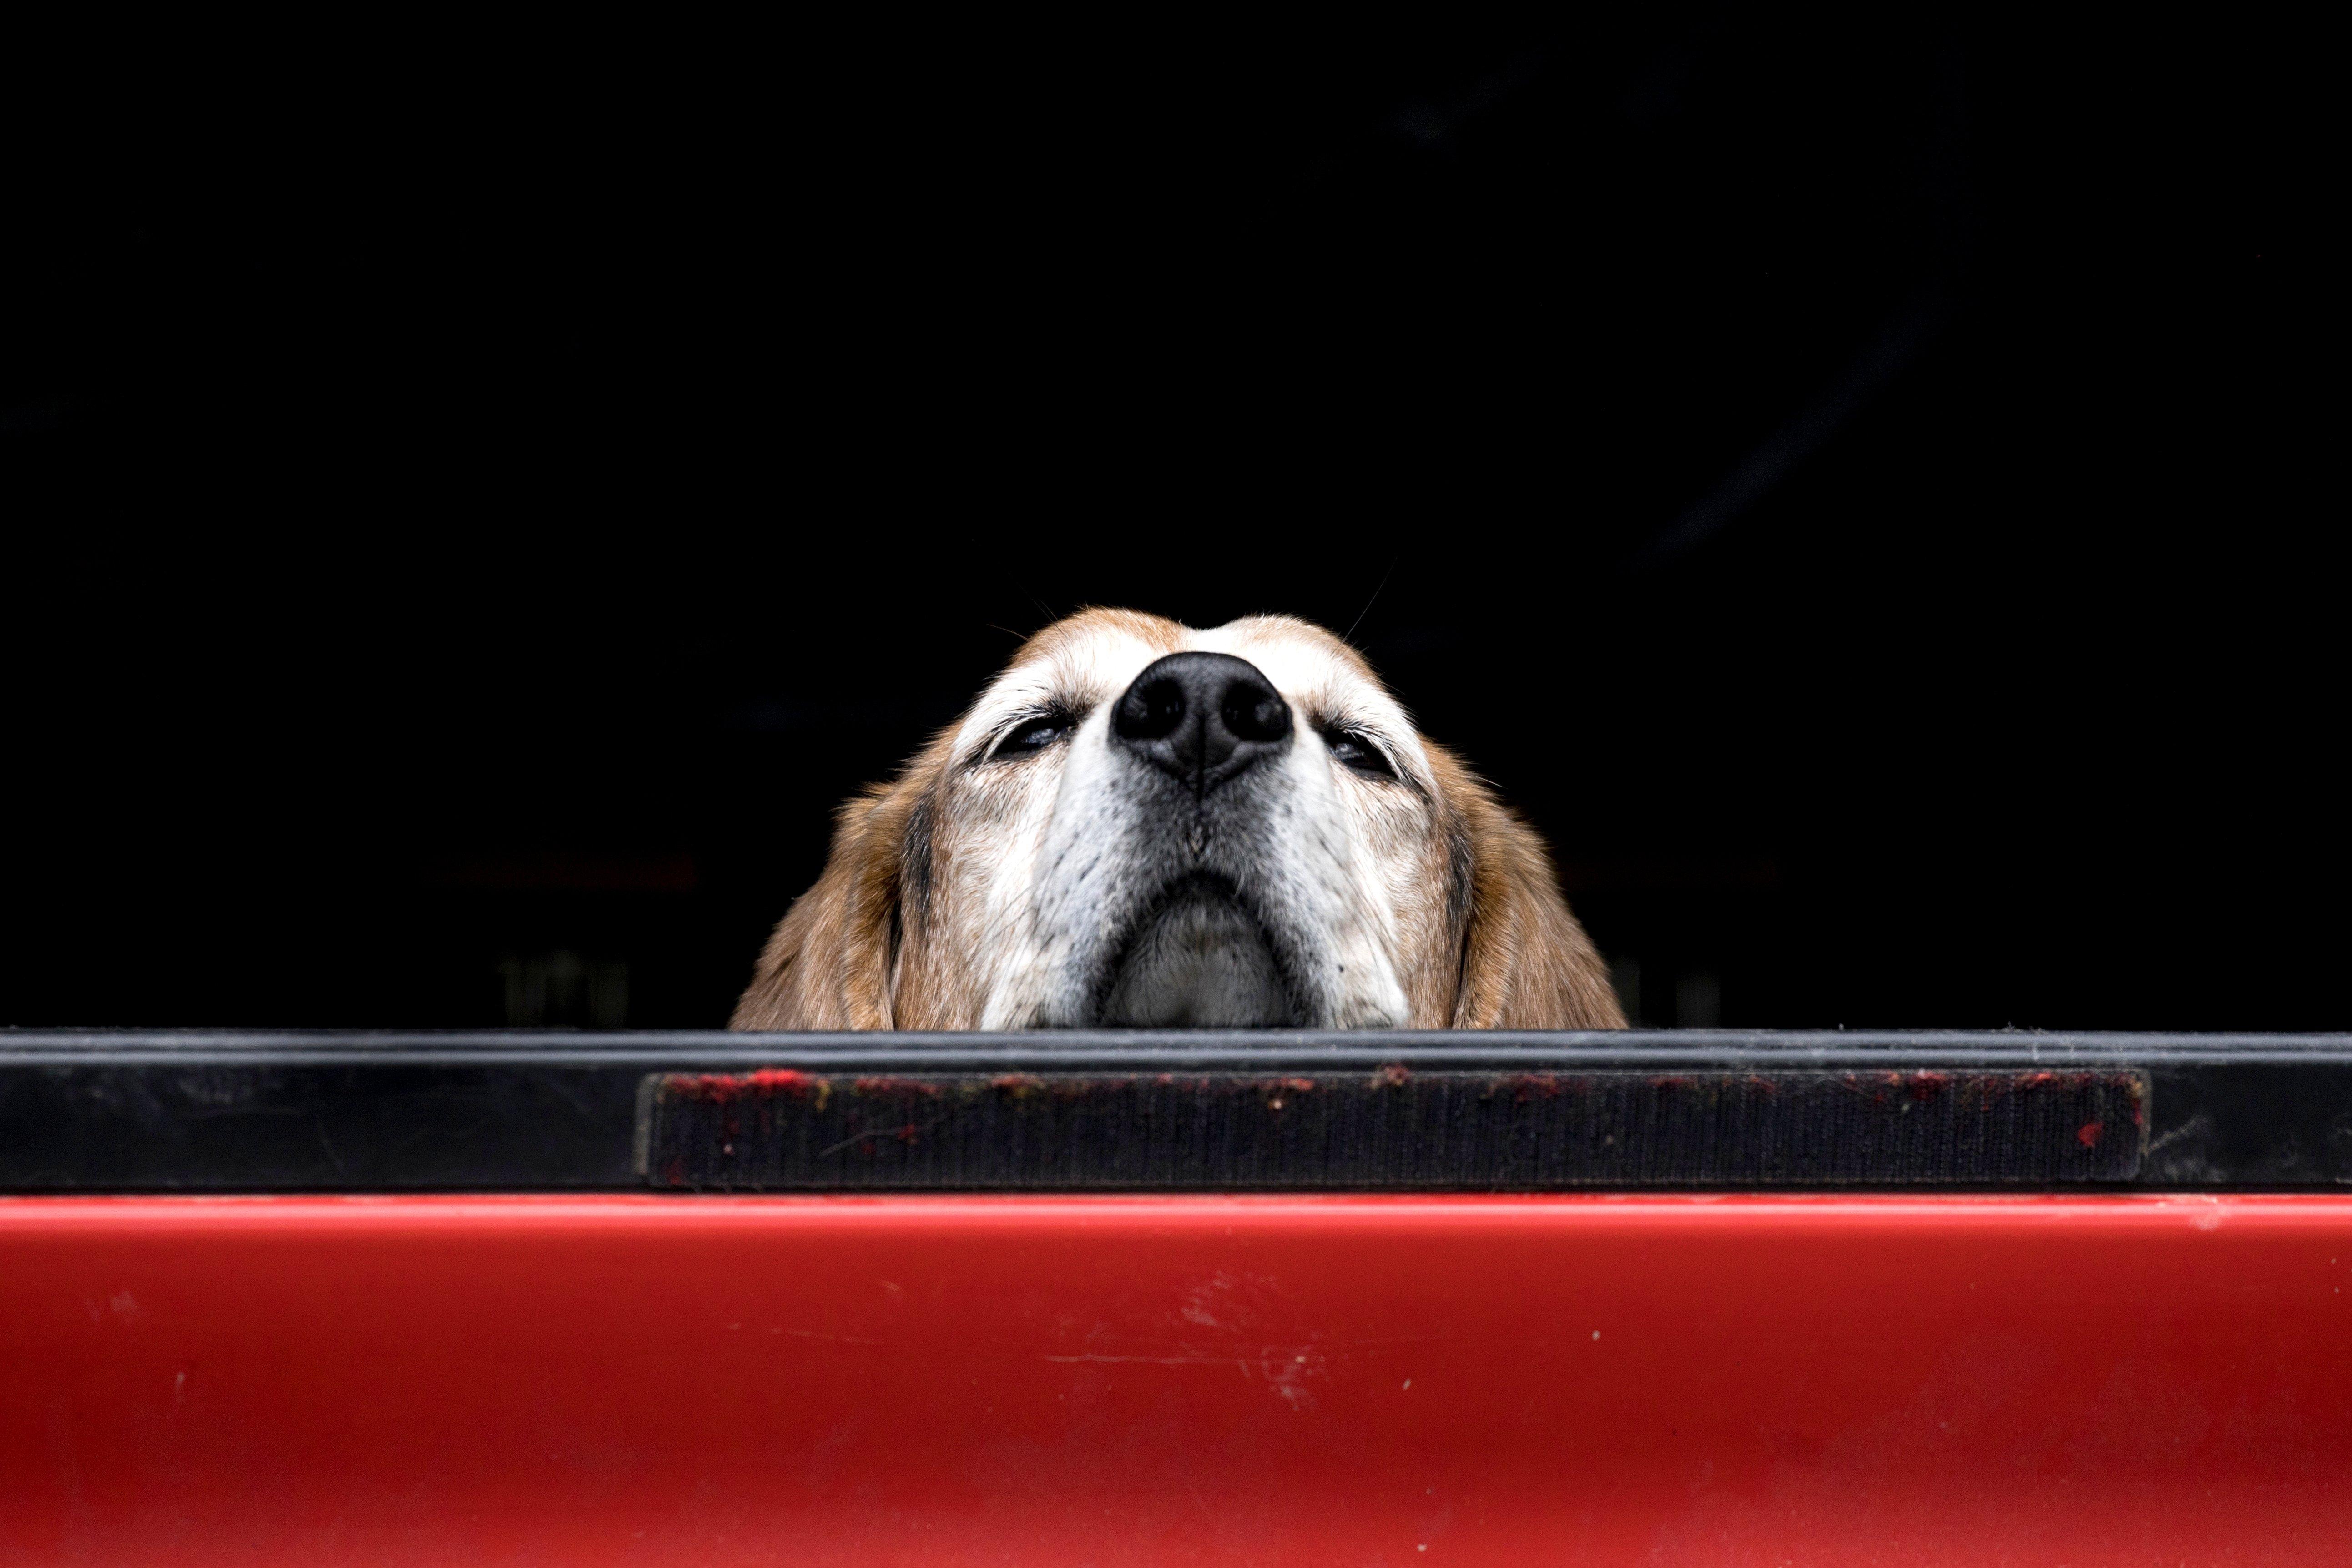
731 610 1624 1030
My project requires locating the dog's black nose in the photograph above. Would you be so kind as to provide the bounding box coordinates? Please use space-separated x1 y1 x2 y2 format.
1111 651 1293 793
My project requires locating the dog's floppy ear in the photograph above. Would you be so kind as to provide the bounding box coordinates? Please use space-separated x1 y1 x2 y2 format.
729 738 946 1031
1433 749 1626 1030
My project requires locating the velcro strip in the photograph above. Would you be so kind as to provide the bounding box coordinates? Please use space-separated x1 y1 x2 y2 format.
637 1067 2148 1189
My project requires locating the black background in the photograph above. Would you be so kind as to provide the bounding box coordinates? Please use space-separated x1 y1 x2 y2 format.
5 10 2335 1029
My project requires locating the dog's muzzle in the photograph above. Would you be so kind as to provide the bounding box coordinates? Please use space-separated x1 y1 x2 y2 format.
1088 651 1302 1025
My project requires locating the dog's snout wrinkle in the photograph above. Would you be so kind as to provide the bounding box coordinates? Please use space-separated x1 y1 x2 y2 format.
1111 652 1293 796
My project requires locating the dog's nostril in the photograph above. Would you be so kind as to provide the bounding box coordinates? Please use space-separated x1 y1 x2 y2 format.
1115 677 1188 742
1221 681 1292 744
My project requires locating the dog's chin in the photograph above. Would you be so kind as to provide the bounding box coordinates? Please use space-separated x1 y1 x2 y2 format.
1096 877 1298 1028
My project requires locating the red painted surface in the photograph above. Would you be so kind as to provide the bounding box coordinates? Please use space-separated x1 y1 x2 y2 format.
4 1195 2351 1565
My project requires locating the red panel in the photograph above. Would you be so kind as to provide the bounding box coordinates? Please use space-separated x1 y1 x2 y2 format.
4 1195 2350 1565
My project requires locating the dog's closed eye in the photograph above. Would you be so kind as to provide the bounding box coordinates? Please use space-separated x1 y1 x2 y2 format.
1323 727 1398 781
989 712 1075 761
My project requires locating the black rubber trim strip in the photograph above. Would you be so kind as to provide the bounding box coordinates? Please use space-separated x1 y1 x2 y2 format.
2 1031 2346 1191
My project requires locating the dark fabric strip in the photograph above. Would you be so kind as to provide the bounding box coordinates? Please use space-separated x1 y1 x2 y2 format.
640 1067 2150 1190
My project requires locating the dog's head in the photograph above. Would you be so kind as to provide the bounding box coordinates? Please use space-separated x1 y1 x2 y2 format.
731 610 1624 1030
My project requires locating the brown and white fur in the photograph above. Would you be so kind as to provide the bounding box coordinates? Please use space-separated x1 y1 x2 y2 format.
731 610 1624 1031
